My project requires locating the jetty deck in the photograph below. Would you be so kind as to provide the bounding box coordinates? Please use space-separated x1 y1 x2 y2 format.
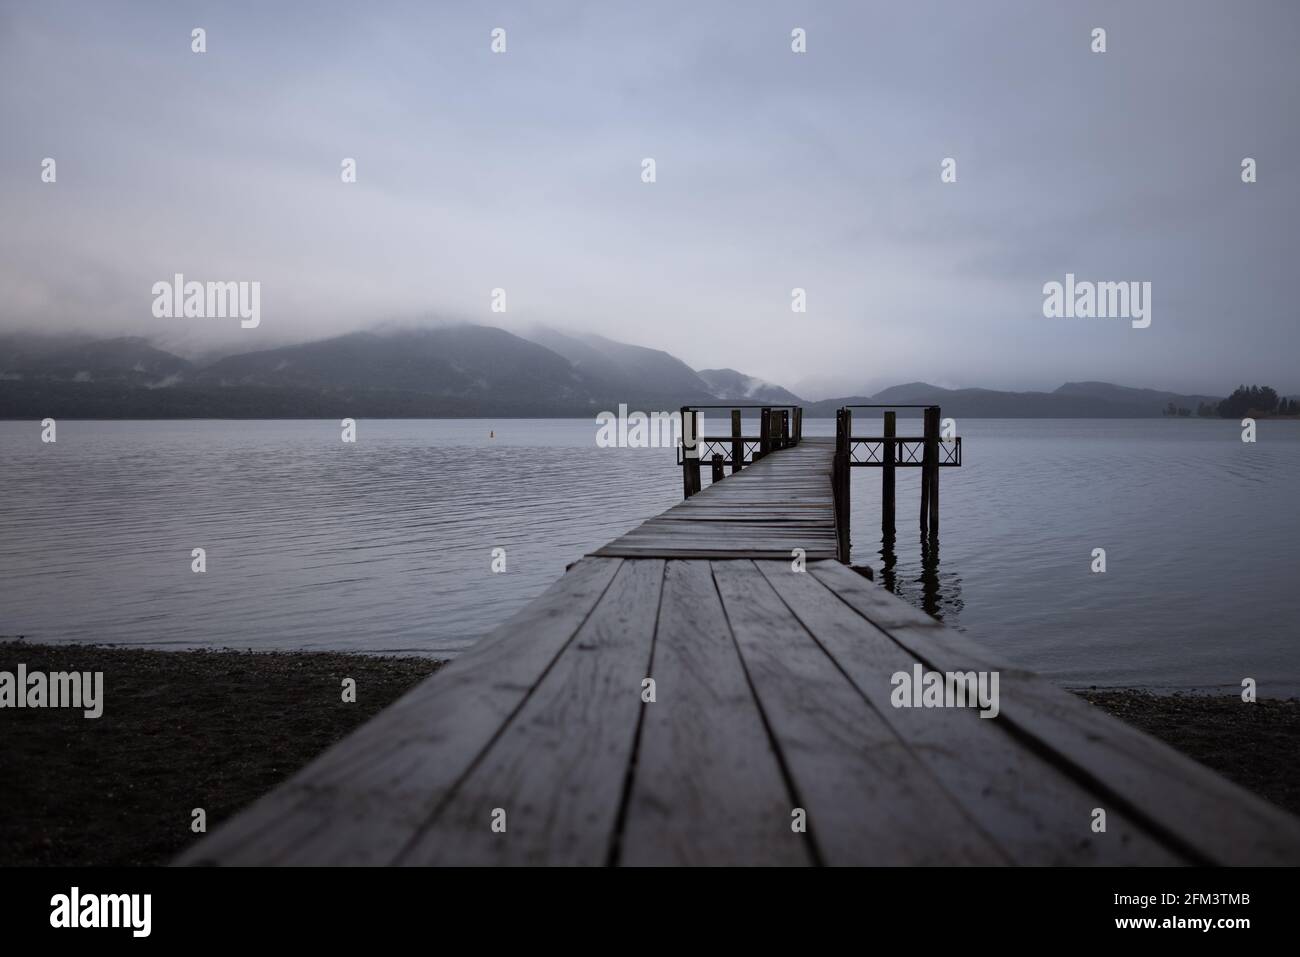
180 414 1300 866
594 436 838 560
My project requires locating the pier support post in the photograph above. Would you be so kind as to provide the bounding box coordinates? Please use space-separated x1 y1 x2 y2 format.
682 406 702 498
793 407 802 444
681 406 691 498
920 406 939 534
711 453 724 484
692 410 704 496
759 407 771 459
882 410 896 535
730 409 742 473
780 410 789 449
833 408 852 563
929 406 940 534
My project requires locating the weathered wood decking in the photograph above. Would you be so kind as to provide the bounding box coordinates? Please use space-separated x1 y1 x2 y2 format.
595 437 838 560
179 440 1300 866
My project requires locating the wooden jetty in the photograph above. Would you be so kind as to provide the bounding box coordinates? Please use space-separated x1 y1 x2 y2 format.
179 405 1300 866
597 436 839 561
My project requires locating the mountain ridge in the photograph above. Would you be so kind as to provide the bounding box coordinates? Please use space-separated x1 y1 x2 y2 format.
0 327 1252 419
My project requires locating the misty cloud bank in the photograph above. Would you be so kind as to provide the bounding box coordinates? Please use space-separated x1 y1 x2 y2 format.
2 0 1297 396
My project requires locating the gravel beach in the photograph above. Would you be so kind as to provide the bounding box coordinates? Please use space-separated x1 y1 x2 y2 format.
0 640 441 866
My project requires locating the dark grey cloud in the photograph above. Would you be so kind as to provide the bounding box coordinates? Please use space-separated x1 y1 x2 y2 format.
1 0 1296 395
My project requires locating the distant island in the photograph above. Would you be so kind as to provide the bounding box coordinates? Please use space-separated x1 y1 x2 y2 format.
1 325 1295 419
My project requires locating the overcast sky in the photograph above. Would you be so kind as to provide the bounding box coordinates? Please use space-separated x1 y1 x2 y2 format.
2 0 1297 397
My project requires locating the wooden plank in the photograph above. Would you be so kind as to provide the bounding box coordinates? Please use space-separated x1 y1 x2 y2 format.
756 561 1181 864
730 409 742 474
178 556 624 866
710 559 1007 865
807 561 1300 865
619 560 811 865
398 559 665 866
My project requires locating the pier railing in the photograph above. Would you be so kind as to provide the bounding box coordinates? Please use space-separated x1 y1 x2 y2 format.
677 404 802 498
835 405 962 562
678 403 963 563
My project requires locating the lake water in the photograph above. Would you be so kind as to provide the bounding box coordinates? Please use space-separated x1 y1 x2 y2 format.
1 418 1296 690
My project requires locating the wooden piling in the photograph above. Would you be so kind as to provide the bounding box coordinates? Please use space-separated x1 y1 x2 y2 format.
759 408 771 459
780 410 790 449
730 409 742 473
680 406 692 498
919 410 931 533
928 407 940 534
711 453 724 484
833 408 852 563
882 410 896 535
920 407 939 534
692 410 704 496
681 406 702 498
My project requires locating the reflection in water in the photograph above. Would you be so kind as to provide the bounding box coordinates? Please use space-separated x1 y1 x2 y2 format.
877 532 900 593
876 532 964 625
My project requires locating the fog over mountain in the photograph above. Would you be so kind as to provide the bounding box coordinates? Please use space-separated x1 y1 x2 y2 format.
696 369 803 406
2 2 1299 396
0 325 1254 419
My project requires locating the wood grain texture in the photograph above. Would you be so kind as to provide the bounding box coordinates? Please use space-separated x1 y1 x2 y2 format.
399 559 665 866
711 559 1006 865
808 560 1300 866
759 561 1181 865
618 559 812 866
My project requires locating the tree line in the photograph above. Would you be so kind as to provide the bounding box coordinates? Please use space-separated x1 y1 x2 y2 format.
1171 385 1300 418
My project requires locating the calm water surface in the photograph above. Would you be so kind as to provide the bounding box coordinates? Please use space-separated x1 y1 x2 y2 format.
1 418 1296 689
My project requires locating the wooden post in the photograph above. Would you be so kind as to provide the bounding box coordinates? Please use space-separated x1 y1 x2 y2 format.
919 409 931 534
882 410 896 535
711 453 724 484
759 407 771 459
793 407 802 443
928 406 940 534
682 406 702 498
692 410 704 496
920 406 938 534
833 408 852 563
833 408 843 555
681 405 693 499
780 410 789 449
730 409 742 473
